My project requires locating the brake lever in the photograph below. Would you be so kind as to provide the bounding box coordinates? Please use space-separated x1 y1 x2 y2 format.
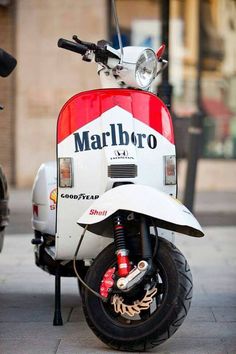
72 35 97 51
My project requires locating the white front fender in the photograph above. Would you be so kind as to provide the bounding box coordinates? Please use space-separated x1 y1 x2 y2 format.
78 184 204 238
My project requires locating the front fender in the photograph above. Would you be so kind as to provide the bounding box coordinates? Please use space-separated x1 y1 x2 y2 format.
78 184 204 238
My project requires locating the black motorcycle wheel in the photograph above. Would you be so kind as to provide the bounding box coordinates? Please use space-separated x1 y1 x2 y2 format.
81 237 192 352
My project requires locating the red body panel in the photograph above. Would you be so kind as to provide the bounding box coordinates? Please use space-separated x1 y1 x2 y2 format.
57 89 174 144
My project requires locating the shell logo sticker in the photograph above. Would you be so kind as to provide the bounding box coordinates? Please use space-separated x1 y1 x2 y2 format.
50 188 57 210
89 209 107 216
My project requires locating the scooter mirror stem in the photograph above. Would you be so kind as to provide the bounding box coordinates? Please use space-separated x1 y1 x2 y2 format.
112 0 123 65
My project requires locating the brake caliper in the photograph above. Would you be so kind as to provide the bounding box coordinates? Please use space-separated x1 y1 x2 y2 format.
100 267 116 298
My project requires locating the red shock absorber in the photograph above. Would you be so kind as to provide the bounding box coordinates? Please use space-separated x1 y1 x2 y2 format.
113 214 131 277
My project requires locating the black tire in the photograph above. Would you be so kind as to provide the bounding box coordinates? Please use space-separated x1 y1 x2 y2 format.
81 237 193 352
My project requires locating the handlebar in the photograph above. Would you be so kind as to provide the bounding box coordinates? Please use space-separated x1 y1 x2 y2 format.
57 38 88 55
58 36 120 66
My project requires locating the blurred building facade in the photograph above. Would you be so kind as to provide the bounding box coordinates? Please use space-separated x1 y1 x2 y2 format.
0 0 236 188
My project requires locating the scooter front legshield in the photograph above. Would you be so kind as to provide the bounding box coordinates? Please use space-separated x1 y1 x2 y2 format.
78 184 204 238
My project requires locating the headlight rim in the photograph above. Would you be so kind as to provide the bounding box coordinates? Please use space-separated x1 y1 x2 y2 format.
135 48 158 89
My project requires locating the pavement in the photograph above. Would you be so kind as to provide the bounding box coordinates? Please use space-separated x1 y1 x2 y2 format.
0 188 235 353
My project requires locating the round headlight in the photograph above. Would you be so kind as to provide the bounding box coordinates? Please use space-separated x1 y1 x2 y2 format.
135 49 157 89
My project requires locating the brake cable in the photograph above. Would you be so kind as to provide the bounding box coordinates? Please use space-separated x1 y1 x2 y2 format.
73 225 108 302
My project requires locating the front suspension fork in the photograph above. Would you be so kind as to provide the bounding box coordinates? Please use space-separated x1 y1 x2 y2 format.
113 212 131 277
140 214 153 267
113 212 153 277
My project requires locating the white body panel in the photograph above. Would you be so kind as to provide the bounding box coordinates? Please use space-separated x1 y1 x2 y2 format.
78 184 204 238
55 105 177 259
32 92 203 261
31 161 57 235
32 162 112 260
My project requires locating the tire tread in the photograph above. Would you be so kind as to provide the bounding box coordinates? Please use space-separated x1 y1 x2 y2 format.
82 237 193 352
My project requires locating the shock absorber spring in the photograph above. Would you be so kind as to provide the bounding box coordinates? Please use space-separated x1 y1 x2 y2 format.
113 213 131 277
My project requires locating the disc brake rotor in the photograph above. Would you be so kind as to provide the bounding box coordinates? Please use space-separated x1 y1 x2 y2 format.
111 287 157 317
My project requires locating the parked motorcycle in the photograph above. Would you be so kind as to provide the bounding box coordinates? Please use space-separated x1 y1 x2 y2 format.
0 48 17 252
31 10 204 351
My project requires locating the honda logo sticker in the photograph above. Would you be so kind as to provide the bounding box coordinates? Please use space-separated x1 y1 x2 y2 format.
114 150 128 157
111 149 134 160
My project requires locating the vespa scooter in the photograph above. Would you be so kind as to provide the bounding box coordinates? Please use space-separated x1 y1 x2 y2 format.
31 16 204 351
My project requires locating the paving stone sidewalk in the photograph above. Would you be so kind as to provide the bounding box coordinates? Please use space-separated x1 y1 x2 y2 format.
0 226 235 354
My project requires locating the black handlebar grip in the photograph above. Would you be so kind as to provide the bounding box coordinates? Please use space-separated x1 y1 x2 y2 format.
57 38 88 55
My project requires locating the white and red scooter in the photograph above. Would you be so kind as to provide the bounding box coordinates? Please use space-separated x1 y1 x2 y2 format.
31 14 204 351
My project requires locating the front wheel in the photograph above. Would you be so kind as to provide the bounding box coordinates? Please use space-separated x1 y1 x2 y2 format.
81 238 193 352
